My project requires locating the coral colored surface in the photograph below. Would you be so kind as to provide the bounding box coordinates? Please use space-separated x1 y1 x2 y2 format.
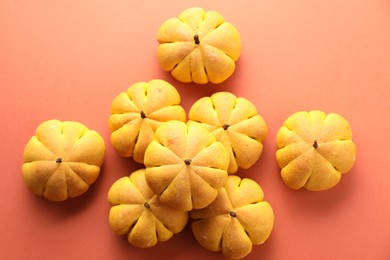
1 1 389 259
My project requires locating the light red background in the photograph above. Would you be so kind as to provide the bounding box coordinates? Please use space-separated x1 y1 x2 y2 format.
1 1 389 259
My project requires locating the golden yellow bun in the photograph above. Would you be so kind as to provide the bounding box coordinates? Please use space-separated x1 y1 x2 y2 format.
157 7 241 84
109 79 186 163
108 169 188 248
188 92 268 173
276 110 357 191
191 175 274 259
144 120 229 211
22 120 105 202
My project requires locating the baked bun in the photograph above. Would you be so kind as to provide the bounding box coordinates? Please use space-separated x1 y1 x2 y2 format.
157 7 241 84
144 120 229 211
22 120 105 201
276 110 357 190
109 79 186 163
108 169 188 248
191 175 274 259
188 92 268 173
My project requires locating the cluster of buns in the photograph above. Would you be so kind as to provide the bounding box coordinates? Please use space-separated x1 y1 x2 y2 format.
21 6 357 260
107 80 273 259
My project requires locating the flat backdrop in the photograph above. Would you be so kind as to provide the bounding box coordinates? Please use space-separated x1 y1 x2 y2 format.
1 1 389 259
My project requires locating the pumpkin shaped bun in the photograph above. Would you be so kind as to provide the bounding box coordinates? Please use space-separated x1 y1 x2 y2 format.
109 79 186 164
191 175 274 260
22 120 105 202
108 169 188 248
276 110 357 191
157 7 241 84
144 120 229 212
188 92 268 174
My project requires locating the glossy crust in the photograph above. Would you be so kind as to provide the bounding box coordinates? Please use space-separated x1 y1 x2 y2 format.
108 79 186 163
108 169 188 248
157 7 241 84
21 120 105 201
188 92 268 173
276 110 357 191
191 175 274 259
144 120 229 211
